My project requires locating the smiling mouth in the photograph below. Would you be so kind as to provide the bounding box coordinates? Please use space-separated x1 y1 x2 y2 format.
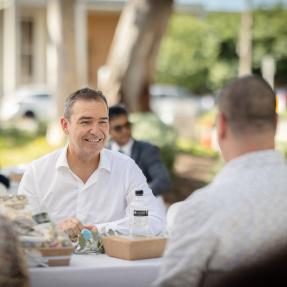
85 139 101 142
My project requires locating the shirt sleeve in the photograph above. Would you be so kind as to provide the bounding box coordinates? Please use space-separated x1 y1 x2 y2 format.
153 196 218 287
95 160 166 235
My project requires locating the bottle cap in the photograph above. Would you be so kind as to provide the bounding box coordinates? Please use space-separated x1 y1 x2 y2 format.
135 190 143 196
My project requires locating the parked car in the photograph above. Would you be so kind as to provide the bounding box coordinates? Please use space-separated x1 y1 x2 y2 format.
149 83 215 125
0 84 53 122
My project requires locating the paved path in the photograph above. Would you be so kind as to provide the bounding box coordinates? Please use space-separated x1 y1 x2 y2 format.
163 153 219 206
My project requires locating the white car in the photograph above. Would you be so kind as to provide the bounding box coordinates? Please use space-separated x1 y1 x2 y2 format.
149 83 215 125
0 85 53 122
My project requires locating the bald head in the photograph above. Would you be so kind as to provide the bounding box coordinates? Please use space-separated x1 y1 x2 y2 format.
218 75 277 136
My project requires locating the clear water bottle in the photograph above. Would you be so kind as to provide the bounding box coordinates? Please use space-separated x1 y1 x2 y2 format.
129 190 149 235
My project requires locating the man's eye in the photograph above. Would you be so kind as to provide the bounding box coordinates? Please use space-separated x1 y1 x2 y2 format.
81 121 90 124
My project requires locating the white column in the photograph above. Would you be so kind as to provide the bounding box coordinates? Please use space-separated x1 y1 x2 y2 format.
3 0 18 94
0 10 3 98
34 8 47 84
75 2 88 88
261 55 276 90
238 0 253 77
46 0 63 145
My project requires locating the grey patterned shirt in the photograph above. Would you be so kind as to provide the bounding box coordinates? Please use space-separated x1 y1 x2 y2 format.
153 149 287 287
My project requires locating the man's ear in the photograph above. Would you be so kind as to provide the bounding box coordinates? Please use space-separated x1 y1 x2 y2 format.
217 111 227 140
61 117 69 135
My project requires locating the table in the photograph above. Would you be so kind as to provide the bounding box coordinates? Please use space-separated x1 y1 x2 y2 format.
29 253 162 287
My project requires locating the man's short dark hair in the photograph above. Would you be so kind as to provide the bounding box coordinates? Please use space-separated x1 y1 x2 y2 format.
109 104 128 121
218 75 277 135
64 88 108 122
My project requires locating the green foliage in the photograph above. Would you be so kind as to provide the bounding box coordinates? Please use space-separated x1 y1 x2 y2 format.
129 112 177 173
176 138 219 158
155 12 240 93
74 229 123 255
156 5 287 93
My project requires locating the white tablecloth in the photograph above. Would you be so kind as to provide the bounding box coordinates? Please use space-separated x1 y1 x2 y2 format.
29 254 162 287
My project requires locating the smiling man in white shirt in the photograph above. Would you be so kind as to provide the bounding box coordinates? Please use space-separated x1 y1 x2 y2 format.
18 88 164 239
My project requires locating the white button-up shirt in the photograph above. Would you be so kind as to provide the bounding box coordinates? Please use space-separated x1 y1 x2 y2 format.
18 145 165 234
111 138 134 157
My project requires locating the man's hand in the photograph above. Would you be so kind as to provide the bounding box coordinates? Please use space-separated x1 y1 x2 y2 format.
84 225 98 232
58 217 85 240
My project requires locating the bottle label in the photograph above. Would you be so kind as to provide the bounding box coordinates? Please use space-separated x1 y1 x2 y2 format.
133 210 148 216
132 210 148 227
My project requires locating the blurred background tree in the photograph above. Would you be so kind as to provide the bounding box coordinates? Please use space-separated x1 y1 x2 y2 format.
103 0 173 112
155 4 287 94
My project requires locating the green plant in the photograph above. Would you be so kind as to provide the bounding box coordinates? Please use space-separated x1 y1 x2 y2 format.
130 112 177 174
73 228 122 254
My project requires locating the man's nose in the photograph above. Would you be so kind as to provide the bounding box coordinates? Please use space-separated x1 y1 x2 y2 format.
90 123 101 134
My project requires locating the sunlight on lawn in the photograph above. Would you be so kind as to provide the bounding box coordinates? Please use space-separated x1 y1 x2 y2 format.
1 136 65 168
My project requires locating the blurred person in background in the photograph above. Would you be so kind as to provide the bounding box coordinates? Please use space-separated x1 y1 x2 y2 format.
153 75 287 287
107 104 172 215
0 214 30 287
18 88 164 239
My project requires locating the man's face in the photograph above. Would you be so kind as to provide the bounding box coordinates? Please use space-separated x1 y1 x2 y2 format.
61 99 109 160
109 114 132 147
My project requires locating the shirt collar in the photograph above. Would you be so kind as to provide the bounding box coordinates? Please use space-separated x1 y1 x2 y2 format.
55 143 69 169
217 149 285 178
111 138 134 157
98 149 111 172
226 149 284 168
55 143 111 173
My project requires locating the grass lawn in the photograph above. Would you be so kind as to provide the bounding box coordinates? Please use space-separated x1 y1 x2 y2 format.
0 132 65 168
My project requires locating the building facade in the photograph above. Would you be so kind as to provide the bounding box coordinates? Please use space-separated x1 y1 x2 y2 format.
0 0 204 100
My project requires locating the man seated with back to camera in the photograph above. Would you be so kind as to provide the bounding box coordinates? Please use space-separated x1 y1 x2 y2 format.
153 75 287 287
106 104 172 214
18 88 164 239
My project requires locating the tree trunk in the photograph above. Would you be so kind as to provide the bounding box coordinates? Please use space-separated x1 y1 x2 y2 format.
46 0 78 146
238 0 253 76
103 0 173 112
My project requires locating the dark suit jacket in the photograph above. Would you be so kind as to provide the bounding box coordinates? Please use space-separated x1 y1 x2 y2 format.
106 139 172 196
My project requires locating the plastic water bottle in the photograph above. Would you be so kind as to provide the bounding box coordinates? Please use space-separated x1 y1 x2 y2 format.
129 190 149 235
